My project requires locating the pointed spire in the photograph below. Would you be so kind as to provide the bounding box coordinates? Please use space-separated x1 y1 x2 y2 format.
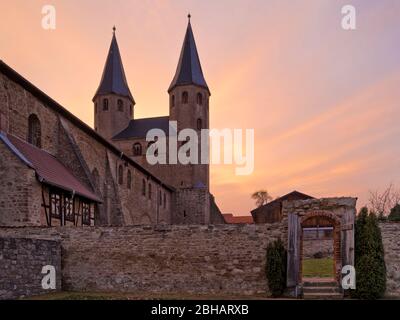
93 27 135 103
168 16 210 94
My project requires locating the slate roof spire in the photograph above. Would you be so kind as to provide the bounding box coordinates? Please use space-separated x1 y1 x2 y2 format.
93 27 135 103
168 15 210 94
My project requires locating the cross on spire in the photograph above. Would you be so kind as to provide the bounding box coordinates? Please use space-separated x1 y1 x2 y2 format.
112 25 116 34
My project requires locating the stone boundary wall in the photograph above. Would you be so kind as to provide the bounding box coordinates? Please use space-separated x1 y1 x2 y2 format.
380 222 400 297
303 239 333 259
0 222 398 299
0 223 285 297
0 237 61 299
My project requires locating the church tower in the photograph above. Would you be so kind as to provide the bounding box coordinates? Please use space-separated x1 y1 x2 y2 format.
93 27 135 141
168 15 210 189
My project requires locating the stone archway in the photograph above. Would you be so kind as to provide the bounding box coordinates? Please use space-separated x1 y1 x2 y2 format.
300 211 341 282
283 198 356 297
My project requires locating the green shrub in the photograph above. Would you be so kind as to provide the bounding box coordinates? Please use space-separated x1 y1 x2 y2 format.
388 204 400 221
265 238 287 297
352 208 386 299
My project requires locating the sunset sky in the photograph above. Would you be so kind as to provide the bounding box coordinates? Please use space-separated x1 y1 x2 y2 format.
1 0 400 216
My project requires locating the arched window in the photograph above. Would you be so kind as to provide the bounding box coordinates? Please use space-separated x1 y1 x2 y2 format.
103 98 109 111
118 165 123 185
197 118 202 130
142 179 146 196
171 95 175 107
147 141 158 156
133 143 142 156
117 99 124 112
28 114 41 148
182 91 188 104
148 183 152 199
127 170 132 189
197 93 203 105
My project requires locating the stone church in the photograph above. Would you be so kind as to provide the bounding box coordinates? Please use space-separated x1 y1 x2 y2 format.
0 18 224 227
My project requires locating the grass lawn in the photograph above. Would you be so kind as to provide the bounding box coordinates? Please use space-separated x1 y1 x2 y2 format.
302 258 334 278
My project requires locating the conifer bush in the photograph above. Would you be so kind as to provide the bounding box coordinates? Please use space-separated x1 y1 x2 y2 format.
352 207 386 299
265 238 287 297
388 204 400 221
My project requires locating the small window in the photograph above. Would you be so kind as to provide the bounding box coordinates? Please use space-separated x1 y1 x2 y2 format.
182 91 188 104
127 170 132 189
28 114 41 148
197 93 203 105
133 143 142 156
148 183 152 199
163 193 166 209
171 95 175 107
197 118 202 130
118 99 124 112
142 179 146 196
159 191 162 206
118 165 123 185
103 98 109 111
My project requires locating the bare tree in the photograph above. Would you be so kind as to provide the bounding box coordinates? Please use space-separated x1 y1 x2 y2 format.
251 190 273 208
368 183 400 218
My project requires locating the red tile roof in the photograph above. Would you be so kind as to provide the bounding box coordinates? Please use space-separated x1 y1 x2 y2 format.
223 214 254 224
2 133 101 202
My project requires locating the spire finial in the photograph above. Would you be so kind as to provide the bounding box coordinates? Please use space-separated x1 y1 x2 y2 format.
113 25 116 34
187 13 191 21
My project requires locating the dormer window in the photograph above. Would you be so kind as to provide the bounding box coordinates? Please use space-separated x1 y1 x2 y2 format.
182 91 188 104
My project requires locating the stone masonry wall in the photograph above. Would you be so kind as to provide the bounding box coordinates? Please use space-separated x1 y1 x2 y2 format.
303 239 333 259
0 237 61 299
380 222 400 297
0 224 286 297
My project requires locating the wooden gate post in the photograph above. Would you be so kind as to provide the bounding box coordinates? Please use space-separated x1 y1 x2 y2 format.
287 213 301 295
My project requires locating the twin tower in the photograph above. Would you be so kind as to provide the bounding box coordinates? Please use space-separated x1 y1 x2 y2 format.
92 17 210 190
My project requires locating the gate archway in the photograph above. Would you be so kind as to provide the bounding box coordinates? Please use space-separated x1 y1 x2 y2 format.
284 198 356 297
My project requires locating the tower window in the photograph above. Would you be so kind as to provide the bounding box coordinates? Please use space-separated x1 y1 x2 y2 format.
133 143 142 156
28 114 41 148
118 165 123 185
142 179 146 196
117 99 124 112
127 170 132 189
171 95 175 107
103 98 109 111
197 118 202 130
148 183 152 199
197 93 203 105
182 91 188 104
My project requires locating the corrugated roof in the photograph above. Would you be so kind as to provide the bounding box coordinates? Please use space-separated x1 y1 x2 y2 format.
1 133 101 202
93 30 134 102
168 19 209 94
113 116 171 140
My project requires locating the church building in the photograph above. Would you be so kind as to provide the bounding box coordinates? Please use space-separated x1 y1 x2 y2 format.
0 17 224 227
